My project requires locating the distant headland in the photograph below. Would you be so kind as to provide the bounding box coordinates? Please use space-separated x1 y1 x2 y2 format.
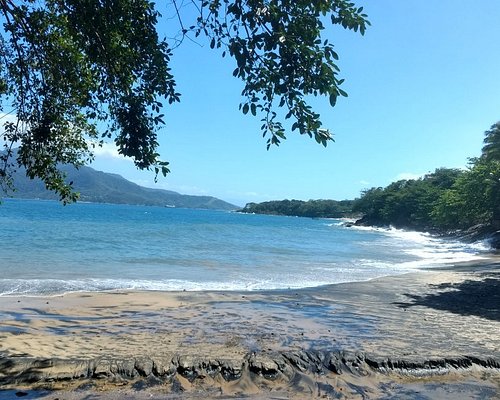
4 165 238 211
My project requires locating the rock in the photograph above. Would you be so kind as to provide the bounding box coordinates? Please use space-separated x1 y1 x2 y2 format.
44 359 91 381
247 353 280 380
205 359 225 378
111 359 136 378
340 351 366 376
176 356 200 381
466 356 500 369
92 359 112 379
152 356 176 378
132 375 162 389
1 351 499 393
283 351 310 373
488 230 500 250
218 359 242 381
364 355 500 374
324 352 343 375
134 358 153 377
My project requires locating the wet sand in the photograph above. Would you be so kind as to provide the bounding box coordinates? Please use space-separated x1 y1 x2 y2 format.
0 259 499 398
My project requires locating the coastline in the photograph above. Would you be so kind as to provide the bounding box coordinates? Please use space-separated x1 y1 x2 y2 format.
352 215 500 252
0 259 499 399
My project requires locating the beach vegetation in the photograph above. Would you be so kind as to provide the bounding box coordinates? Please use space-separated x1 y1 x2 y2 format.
354 122 500 235
433 157 500 230
0 0 369 202
240 198 355 218
244 122 500 245
482 122 500 162
352 168 463 230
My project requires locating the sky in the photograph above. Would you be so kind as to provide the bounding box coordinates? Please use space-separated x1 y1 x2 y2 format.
90 0 500 207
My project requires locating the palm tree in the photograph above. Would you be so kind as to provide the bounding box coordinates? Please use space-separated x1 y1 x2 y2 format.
482 122 500 161
481 122 500 228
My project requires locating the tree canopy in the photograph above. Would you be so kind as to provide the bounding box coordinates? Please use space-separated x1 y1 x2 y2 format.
240 198 355 218
353 122 500 234
0 0 369 202
225 121 499 249
352 168 465 231
482 122 500 162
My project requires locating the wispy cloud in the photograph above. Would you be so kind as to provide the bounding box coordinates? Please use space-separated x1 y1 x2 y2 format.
226 190 250 197
359 180 370 186
176 185 209 195
225 190 277 200
91 141 131 161
137 179 210 196
394 172 425 181
130 178 153 187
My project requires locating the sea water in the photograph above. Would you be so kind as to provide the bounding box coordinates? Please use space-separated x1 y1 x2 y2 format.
0 198 491 296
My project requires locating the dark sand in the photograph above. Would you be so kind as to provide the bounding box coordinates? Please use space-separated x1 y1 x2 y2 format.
0 259 499 399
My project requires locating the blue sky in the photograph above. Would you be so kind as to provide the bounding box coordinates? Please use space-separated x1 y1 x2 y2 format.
91 0 500 206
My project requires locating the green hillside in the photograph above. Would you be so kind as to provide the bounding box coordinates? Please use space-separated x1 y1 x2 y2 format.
5 165 238 211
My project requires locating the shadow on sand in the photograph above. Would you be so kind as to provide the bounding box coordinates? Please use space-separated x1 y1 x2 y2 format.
394 275 500 321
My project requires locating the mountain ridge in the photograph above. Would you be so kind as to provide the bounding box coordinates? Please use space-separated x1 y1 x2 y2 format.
4 164 238 210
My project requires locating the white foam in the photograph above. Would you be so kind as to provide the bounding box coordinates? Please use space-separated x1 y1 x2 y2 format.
351 225 490 264
0 277 328 296
324 217 357 227
389 231 490 268
1 216 493 296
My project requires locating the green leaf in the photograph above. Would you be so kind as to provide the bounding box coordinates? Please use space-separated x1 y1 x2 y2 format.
329 93 337 107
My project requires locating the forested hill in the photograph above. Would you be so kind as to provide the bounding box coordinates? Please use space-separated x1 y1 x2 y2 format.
352 122 500 249
240 122 500 249
5 165 238 211
239 199 356 218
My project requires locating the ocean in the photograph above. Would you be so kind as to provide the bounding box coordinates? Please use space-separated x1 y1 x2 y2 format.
0 198 491 296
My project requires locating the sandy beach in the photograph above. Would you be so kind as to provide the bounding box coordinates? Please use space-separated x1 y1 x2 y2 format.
0 259 499 399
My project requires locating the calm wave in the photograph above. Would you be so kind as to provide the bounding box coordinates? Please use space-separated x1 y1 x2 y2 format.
0 199 490 296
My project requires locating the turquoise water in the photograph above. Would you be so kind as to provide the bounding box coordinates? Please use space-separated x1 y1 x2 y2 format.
0 198 490 295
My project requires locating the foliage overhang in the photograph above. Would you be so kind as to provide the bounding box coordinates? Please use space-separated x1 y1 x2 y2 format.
0 0 369 202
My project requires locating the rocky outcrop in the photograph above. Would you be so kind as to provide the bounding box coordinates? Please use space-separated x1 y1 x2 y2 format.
364 355 500 374
450 224 500 251
353 217 500 251
1 350 499 392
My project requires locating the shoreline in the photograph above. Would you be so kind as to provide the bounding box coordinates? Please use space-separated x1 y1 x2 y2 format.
0 259 499 398
1 253 497 299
